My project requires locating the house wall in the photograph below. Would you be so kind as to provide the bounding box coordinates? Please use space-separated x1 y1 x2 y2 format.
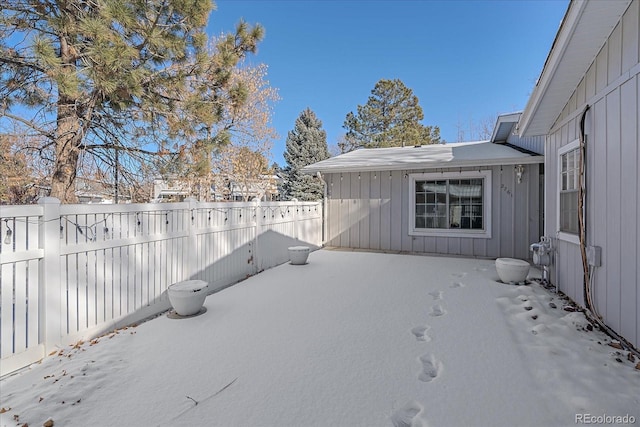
324 163 541 260
546 0 639 348
506 133 546 155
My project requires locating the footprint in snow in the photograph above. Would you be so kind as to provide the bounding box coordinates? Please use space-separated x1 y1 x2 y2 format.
428 290 443 301
429 305 447 317
391 401 427 427
418 353 442 382
449 281 465 288
451 272 467 278
411 325 432 342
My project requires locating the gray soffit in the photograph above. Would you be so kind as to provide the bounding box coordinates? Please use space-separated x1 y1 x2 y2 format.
519 0 632 137
490 112 522 143
303 141 544 174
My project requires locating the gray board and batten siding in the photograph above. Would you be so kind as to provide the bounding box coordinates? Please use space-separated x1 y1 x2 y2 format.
520 0 639 348
547 1 639 349
323 162 541 260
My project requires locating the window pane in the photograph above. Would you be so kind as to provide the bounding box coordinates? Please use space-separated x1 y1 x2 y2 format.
560 191 578 234
414 176 484 231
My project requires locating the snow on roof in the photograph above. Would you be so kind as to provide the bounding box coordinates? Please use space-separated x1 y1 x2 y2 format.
303 141 543 174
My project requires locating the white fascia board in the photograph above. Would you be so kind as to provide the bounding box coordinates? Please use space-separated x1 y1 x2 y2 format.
519 0 584 137
303 155 544 175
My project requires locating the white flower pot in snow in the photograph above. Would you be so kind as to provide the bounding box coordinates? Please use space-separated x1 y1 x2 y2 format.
288 246 310 265
168 280 208 316
495 258 530 284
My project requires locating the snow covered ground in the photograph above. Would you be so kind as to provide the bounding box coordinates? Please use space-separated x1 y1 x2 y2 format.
1 249 639 427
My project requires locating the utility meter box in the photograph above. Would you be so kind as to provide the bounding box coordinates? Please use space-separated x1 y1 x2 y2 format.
586 246 602 267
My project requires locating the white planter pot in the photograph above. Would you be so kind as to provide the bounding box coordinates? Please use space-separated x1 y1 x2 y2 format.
495 258 530 284
168 280 208 316
288 246 310 265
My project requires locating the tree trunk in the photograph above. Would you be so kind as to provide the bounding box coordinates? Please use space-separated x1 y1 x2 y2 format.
50 98 82 203
49 36 82 203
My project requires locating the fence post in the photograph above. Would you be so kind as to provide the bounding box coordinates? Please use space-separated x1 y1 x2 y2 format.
185 198 199 280
291 198 299 242
253 198 262 272
38 197 62 352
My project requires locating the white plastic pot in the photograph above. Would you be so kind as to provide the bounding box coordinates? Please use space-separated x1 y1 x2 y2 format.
495 258 530 284
288 246 310 265
168 280 208 316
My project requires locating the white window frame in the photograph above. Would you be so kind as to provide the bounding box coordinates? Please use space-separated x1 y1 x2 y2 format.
409 170 492 239
557 139 580 245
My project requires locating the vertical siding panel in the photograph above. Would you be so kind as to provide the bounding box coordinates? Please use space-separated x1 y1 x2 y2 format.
585 63 596 100
369 172 381 250
460 237 473 257
390 170 403 251
596 45 608 93
513 168 527 260
401 172 413 252
380 172 392 250
349 173 360 248
608 23 623 84
396 172 413 251
359 172 370 249
572 244 582 304
328 175 339 246
500 166 515 257
424 234 436 254
527 165 540 258
547 133 559 236
545 133 558 286
486 167 501 257
592 99 609 313
619 77 637 341
576 78 586 109
560 241 573 300
605 89 622 331
631 74 640 348
622 0 639 72
568 90 577 117
339 174 350 247
435 237 447 255
449 237 461 256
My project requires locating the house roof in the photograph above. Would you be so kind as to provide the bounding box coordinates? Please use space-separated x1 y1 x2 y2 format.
302 141 543 174
518 0 632 137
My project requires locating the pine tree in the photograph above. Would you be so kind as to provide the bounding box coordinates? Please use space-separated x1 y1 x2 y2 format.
342 79 441 151
283 108 330 201
0 0 263 202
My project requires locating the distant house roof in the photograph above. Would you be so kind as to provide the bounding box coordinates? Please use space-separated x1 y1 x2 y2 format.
519 0 632 137
302 141 543 174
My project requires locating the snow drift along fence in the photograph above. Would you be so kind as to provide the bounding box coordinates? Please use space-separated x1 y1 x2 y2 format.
0 198 322 376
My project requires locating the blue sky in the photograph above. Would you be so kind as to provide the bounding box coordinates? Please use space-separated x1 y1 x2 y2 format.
208 0 569 167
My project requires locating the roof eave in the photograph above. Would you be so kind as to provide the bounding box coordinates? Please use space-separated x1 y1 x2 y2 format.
303 155 544 175
519 0 632 137
518 0 584 137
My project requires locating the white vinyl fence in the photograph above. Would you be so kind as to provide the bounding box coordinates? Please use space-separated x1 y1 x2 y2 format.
0 198 322 376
